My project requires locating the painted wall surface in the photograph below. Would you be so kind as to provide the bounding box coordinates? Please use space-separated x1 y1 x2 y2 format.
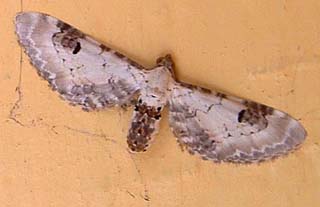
1 1 319 206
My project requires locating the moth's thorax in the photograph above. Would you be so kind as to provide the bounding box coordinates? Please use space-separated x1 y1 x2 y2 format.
127 66 174 153
141 66 175 106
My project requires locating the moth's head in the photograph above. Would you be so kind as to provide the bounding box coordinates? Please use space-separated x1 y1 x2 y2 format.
156 54 176 79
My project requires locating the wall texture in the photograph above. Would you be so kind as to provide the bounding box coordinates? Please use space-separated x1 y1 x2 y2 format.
1 1 319 206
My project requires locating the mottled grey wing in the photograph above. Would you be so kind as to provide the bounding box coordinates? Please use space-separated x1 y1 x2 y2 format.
168 83 306 163
15 12 146 110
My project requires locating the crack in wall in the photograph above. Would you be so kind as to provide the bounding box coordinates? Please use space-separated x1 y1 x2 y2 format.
8 43 24 126
9 0 24 126
128 153 151 206
62 125 117 143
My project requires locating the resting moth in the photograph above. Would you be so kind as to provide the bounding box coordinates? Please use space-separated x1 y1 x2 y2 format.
15 12 307 163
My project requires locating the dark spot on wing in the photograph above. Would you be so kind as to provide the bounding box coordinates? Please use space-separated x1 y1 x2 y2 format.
100 44 111 52
179 82 197 90
244 101 274 116
72 42 81 54
99 46 145 69
114 51 125 59
238 109 246 122
237 101 274 129
179 82 214 94
126 59 145 70
53 28 84 53
71 84 94 95
198 87 212 94
216 92 227 98
83 97 96 109
56 21 72 31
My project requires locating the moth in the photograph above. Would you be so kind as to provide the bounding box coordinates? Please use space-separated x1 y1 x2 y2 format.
15 12 307 163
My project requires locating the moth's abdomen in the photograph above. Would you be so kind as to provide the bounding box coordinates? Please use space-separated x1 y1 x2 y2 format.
127 100 162 152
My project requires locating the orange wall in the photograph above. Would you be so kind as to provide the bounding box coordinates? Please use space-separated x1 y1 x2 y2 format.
0 1 319 206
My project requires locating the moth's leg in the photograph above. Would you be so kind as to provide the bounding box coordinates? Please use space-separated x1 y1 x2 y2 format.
127 97 164 152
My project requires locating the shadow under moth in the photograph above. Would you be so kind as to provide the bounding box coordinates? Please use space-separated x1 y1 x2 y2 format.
15 12 307 163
